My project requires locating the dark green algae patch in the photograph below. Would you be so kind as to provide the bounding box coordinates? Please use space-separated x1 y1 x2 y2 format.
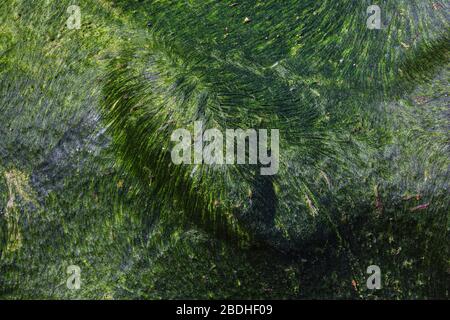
0 0 449 299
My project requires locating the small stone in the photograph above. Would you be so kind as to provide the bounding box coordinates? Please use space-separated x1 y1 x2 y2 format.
243 17 251 24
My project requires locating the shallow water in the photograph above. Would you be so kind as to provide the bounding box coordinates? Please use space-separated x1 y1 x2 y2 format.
0 0 448 299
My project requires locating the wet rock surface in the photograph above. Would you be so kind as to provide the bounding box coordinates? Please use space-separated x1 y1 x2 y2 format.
0 0 448 299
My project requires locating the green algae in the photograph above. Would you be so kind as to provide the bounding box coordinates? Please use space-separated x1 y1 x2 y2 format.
0 0 448 299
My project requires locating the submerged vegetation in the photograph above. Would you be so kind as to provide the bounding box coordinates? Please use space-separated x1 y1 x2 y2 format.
0 0 449 299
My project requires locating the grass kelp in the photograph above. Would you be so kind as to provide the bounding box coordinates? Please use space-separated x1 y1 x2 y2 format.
0 0 449 299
